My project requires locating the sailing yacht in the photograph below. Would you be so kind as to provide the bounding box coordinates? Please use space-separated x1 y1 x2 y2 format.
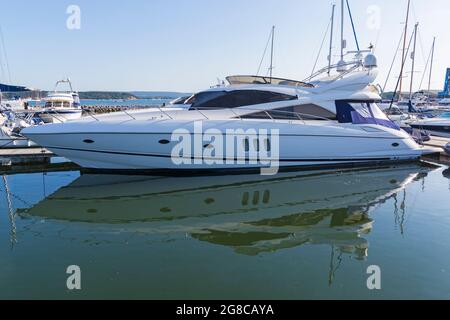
36 79 83 124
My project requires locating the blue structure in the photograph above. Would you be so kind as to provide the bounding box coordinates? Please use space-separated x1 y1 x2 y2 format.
439 68 450 98
0 83 31 92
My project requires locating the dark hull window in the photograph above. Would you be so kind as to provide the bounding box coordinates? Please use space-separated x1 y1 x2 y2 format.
188 90 296 110
242 104 336 120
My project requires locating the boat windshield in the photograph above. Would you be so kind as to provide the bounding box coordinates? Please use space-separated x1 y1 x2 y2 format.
187 90 297 110
226 75 314 88
336 101 400 130
45 101 72 108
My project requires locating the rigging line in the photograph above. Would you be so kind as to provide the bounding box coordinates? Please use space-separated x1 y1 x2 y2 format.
346 0 360 51
0 24 11 83
382 30 404 93
256 27 273 76
389 29 415 110
0 39 5 81
0 187 33 207
372 29 381 54
416 29 427 66
427 37 435 92
311 18 332 76
2 175 17 247
410 0 426 65
418 39 433 91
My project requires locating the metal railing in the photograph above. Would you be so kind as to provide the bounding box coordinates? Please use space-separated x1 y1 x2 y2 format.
94 106 335 124
4 104 335 126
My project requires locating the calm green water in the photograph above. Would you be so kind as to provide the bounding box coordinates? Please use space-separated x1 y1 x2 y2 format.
1 164 450 300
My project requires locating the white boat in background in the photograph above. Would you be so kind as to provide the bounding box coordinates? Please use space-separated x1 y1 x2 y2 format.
410 113 450 138
0 98 28 111
0 111 37 148
379 103 418 127
36 79 82 124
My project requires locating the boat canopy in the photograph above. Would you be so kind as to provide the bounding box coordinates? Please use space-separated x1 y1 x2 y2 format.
226 75 314 88
336 100 400 130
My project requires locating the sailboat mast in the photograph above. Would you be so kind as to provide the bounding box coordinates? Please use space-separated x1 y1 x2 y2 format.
269 26 275 82
409 23 419 100
327 4 336 75
428 37 436 93
399 0 411 100
340 0 345 62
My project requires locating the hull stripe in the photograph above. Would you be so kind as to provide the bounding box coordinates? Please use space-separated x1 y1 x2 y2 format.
46 146 396 162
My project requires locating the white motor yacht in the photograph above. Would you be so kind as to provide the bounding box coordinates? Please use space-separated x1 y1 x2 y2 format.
36 79 82 124
21 52 440 174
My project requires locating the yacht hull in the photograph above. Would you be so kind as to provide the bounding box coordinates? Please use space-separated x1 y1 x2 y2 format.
22 119 439 174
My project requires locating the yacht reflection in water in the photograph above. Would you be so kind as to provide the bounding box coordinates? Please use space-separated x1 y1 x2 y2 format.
18 164 435 260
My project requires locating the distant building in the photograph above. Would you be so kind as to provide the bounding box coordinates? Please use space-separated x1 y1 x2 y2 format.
0 83 41 100
0 83 32 93
438 68 450 98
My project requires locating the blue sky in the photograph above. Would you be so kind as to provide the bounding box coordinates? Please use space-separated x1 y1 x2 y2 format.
0 0 449 92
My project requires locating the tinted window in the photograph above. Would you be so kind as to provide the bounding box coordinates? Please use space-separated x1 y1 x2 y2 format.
189 90 296 110
171 96 192 105
186 91 225 106
242 104 336 120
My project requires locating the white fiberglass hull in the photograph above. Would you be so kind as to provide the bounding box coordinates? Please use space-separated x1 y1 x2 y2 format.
22 117 439 173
